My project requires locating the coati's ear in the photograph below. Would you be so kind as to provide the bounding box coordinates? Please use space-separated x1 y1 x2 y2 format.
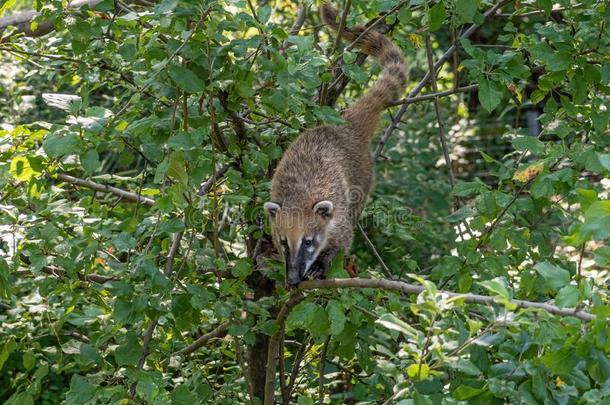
264 202 281 217
313 200 333 219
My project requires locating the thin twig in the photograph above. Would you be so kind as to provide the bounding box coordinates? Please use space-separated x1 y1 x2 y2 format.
56 173 155 206
424 33 455 188
387 85 478 106
171 323 230 357
357 223 392 278
283 336 311 405
577 243 585 282
497 3 584 17
235 337 255 404
318 335 331 405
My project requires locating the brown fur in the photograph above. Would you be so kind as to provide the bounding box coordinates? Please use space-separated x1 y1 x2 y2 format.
267 3 407 280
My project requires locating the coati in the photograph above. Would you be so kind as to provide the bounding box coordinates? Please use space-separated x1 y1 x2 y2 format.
264 3 407 286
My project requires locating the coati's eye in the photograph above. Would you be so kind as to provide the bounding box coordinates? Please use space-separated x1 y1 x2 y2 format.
303 238 313 247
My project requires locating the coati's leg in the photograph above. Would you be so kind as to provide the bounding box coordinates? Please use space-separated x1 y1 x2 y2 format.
303 245 341 280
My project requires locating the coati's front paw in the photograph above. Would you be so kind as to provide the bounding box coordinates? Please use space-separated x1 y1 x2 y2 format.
303 261 326 280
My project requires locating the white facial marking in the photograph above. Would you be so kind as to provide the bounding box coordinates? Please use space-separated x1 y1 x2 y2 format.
304 259 315 273
307 246 315 253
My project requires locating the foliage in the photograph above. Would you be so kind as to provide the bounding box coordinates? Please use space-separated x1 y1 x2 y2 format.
0 0 609 404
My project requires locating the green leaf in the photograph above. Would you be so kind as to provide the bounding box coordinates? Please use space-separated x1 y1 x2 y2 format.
81 149 100 174
537 0 552 14
454 359 482 376
115 332 143 366
453 179 489 197
534 262 570 291
159 218 186 234
326 300 346 335
314 106 346 125
455 0 479 23
429 2 446 31
168 65 205 93
9 156 41 182
530 43 572 71
376 313 417 338
286 301 318 330
78 344 102 366
0 338 16 369
0 0 17 15
512 136 545 154
446 206 475 222
66 375 95 405
479 277 511 301
43 133 82 158
407 363 430 380
541 347 578 374
479 79 503 112
260 320 279 336
326 251 348 279
167 151 188 185
453 385 486 400
397 7 412 24
555 285 579 308
597 153 610 172
22 351 35 370
232 258 253 279
0 258 10 299
297 396 314 405
286 301 329 336
581 201 610 241
42 93 81 112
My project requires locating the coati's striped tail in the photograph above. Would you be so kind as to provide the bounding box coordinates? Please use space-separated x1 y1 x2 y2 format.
320 3 407 141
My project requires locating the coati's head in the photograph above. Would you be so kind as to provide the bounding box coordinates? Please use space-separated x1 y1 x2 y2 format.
264 200 333 286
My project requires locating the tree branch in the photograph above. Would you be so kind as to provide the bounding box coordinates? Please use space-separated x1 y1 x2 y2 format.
281 2 309 52
57 173 155 206
173 322 230 357
264 292 306 405
263 273 597 404
318 335 331 405
424 31 454 188
298 278 597 322
387 85 478 107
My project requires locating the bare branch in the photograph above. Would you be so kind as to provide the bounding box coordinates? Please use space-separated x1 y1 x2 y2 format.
173 323 230 357
298 278 597 322
57 173 155 206
424 31 454 188
387 85 478 107
497 3 584 17
357 223 392 278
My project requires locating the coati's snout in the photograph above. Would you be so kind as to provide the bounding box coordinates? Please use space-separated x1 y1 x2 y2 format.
264 200 334 285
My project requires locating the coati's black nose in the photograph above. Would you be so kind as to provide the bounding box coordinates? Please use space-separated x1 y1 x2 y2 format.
286 277 301 287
